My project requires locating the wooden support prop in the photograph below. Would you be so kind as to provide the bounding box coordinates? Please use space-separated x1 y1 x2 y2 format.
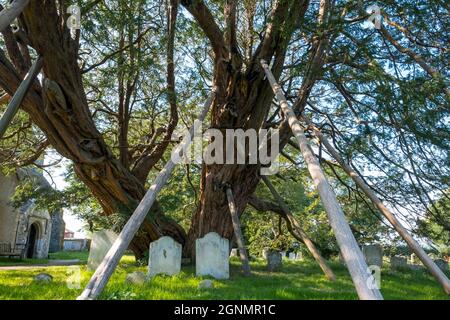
0 56 42 139
77 91 216 300
261 176 336 281
305 119 450 295
226 187 251 276
0 0 30 32
261 59 383 300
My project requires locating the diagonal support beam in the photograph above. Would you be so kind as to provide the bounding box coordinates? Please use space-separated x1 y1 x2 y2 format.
0 55 42 139
261 59 383 300
226 187 251 276
0 0 30 32
77 91 216 300
305 118 450 295
261 176 336 281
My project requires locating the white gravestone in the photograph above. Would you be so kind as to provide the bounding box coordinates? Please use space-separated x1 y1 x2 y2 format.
196 232 229 279
148 236 182 278
87 230 118 270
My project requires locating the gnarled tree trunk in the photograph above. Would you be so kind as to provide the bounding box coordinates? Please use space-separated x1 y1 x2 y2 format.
0 0 185 259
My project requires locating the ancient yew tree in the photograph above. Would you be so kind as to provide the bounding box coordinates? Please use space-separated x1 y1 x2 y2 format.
0 0 448 264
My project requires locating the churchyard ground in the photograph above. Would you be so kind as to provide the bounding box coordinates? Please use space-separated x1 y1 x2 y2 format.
0 252 448 300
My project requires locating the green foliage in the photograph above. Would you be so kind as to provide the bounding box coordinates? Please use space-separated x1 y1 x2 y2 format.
417 191 450 253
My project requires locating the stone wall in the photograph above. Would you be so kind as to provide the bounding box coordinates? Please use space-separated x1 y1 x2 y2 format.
63 238 89 251
0 173 20 246
0 171 53 259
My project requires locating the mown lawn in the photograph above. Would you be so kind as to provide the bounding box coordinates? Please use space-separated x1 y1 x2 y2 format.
0 254 448 300
0 251 89 266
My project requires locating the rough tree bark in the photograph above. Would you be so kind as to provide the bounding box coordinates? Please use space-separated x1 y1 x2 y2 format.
181 0 310 258
0 0 185 259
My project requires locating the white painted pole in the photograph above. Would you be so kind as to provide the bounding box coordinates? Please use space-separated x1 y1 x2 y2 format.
261 59 383 300
306 120 450 295
261 176 336 281
77 91 215 300
0 56 42 139
226 187 251 276
0 0 30 32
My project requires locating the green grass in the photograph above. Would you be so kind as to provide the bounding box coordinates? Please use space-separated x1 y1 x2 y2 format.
0 251 89 266
48 251 89 262
0 256 448 300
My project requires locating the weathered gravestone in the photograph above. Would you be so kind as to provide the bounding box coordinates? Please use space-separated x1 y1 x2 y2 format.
410 253 417 265
266 250 282 272
288 252 296 260
390 256 408 271
87 230 118 270
362 244 383 268
148 236 182 278
434 259 449 272
262 249 269 259
196 232 229 279
230 248 239 257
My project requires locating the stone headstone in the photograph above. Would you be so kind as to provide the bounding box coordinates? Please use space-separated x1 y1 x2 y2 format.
34 273 53 283
262 249 269 259
280 251 286 259
295 252 303 260
434 259 449 272
288 252 296 260
410 253 417 265
198 279 214 289
148 236 182 278
230 248 239 257
390 256 407 271
362 244 383 268
266 250 282 272
196 232 229 279
126 271 146 285
87 230 118 270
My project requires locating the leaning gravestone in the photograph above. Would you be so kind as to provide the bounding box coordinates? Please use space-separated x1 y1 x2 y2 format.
390 256 407 270
267 250 282 272
148 236 182 278
434 259 449 272
362 244 383 268
196 232 229 279
87 230 118 270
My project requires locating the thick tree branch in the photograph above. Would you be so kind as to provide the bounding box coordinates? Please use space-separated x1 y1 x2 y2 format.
180 0 226 58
